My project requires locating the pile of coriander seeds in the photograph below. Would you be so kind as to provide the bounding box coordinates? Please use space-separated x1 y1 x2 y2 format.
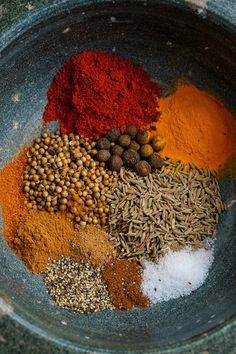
23 131 117 227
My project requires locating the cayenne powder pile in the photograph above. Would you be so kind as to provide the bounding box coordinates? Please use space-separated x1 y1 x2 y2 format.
43 51 161 137
102 259 150 310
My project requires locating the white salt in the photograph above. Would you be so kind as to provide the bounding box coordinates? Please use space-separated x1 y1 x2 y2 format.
142 245 214 303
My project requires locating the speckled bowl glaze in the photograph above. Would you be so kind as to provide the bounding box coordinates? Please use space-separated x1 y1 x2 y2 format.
0 0 236 352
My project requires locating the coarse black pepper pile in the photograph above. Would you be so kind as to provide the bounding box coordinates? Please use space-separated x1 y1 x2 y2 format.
44 257 114 313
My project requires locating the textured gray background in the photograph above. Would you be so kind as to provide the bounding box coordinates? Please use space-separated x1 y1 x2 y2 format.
0 1 236 353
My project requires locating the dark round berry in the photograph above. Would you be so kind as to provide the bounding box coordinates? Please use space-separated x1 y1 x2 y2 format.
118 135 131 148
122 149 140 167
108 155 123 171
111 144 124 156
125 125 137 138
148 154 164 170
96 149 111 162
106 128 121 142
96 137 111 150
134 160 151 177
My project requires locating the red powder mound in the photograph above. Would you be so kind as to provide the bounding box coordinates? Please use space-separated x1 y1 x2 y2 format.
43 51 161 138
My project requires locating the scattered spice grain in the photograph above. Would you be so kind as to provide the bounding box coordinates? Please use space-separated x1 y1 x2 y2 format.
44 257 114 313
101 259 150 310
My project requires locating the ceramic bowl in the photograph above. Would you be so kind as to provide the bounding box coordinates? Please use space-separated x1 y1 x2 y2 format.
0 0 235 352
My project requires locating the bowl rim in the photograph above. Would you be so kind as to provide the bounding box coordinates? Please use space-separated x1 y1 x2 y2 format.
0 0 236 352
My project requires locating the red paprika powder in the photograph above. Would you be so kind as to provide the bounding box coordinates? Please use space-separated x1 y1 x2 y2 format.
43 51 161 138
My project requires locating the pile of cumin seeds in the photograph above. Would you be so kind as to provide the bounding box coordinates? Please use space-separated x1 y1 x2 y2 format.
107 162 225 262
44 257 114 313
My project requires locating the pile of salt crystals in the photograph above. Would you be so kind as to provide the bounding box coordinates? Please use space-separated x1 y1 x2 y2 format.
142 242 214 303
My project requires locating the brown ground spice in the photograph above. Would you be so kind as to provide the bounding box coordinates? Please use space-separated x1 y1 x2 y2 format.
14 210 75 274
14 211 116 274
101 259 150 310
72 225 116 267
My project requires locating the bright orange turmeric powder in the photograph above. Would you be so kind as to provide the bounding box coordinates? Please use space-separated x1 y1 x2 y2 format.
156 84 236 171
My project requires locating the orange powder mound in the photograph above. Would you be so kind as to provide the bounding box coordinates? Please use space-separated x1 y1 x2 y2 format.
0 147 28 247
14 210 75 274
156 84 236 171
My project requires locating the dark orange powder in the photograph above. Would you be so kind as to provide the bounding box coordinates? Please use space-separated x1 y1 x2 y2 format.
102 259 150 310
0 147 28 247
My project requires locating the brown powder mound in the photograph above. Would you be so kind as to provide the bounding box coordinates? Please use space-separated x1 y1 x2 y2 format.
72 225 116 267
0 147 28 247
14 210 75 274
101 259 150 310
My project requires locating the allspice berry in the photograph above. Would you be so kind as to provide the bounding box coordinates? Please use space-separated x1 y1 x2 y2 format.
134 160 151 177
148 153 164 170
106 128 121 142
118 135 131 148
108 155 123 171
136 131 151 145
122 149 140 167
125 125 137 138
151 135 166 152
96 150 111 162
111 144 124 156
129 140 140 151
140 144 154 158
96 137 111 150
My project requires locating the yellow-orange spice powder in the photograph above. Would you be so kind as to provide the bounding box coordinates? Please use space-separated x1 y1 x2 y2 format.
155 84 236 171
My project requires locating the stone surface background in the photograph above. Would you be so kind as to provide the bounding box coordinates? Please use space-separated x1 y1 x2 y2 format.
0 1 236 353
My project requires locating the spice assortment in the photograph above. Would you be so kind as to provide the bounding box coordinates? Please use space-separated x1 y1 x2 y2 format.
0 50 235 315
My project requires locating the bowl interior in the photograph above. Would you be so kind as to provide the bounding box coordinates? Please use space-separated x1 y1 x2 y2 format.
0 1 236 351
